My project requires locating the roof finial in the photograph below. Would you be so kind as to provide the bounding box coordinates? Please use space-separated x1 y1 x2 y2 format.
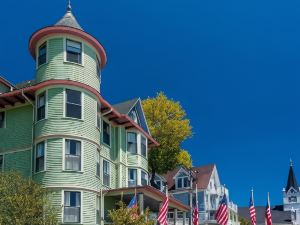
67 0 72 12
290 158 293 167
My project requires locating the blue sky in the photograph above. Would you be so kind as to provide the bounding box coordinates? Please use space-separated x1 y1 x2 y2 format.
1 0 300 206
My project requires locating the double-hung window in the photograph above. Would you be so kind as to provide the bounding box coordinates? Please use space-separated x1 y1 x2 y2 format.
35 141 45 172
38 42 47 66
66 39 82 64
37 92 46 121
141 171 148 186
103 160 110 186
102 121 110 146
141 136 147 157
0 155 3 171
64 191 81 223
127 132 137 154
96 149 100 177
65 139 81 171
66 89 82 119
0 112 5 128
128 168 137 187
96 56 101 76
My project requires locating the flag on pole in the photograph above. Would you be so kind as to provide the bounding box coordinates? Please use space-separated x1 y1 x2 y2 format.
157 197 169 225
215 194 229 225
128 194 137 208
265 193 272 225
193 184 199 225
249 190 257 225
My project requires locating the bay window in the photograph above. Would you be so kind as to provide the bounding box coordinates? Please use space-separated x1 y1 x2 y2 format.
64 191 81 223
102 121 110 146
128 168 137 187
127 132 137 154
38 42 47 66
96 149 100 177
141 136 147 157
141 170 148 186
65 139 81 171
103 160 110 186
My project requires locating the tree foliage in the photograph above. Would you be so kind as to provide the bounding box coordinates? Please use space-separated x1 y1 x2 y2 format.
177 150 192 169
0 172 58 225
142 92 192 179
108 201 154 225
239 216 251 225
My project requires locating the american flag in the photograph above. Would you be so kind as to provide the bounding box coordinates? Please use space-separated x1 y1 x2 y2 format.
157 197 169 225
215 194 228 225
249 192 256 225
265 194 272 225
193 198 199 225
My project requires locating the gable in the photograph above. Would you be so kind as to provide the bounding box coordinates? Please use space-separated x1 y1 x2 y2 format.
173 167 189 179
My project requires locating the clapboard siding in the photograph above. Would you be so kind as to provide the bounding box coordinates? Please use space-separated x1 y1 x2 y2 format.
3 149 31 177
0 105 33 152
36 37 100 92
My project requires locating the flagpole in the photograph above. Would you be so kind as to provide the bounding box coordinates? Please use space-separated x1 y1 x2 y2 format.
268 192 270 207
251 188 254 206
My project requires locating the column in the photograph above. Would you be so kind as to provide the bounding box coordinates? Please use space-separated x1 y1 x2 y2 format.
139 193 144 215
183 212 186 225
174 209 178 225
100 191 105 225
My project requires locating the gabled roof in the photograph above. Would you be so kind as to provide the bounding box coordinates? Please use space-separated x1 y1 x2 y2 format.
113 98 139 114
0 76 16 90
113 98 151 135
239 205 292 224
163 164 215 191
286 163 299 193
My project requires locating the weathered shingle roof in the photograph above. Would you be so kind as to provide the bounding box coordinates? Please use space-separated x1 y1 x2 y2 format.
163 164 215 191
113 98 139 114
239 205 292 224
55 11 83 30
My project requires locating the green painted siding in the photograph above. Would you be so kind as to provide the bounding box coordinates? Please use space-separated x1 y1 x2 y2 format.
3 149 31 177
35 88 100 144
0 84 9 94
0 105 33 152
36 37 100 92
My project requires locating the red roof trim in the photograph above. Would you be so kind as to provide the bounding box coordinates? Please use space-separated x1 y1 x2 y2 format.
29 26 107 68
0 80 158 146
104 185 190 211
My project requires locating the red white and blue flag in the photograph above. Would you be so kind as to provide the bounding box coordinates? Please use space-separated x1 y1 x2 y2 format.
215 194 228 225
265 194 272 225
249 192 256 225
193 199 199 225
128 194 138 208
157 197 169 225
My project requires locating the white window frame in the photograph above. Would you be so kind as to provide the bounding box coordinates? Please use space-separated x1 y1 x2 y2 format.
102 120 111 147
63 38 85 66
102 159 110 187
34 141 46 173
62 190 83 224
36 40 48 69
96 101 101 130
128 168 138 187
64 89 84 120
0 111 6 129
140 135 148 158
127 131 138 154
36 90 48 122
141 170 148 186
96 148 101 178
62 138 84 172
176 176 190 189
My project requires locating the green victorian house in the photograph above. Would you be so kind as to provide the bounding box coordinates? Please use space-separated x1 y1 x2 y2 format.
0 2 189 225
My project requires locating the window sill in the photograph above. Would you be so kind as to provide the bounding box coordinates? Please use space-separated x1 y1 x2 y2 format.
64 61 84 67
63 170 84 174
34 170 46 175
101 142 111 148
63 117 84 122
102 184 110 188
35 118 47 124
36 62 48 70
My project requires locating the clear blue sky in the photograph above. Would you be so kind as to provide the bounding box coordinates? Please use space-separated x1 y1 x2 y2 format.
1 0 300 207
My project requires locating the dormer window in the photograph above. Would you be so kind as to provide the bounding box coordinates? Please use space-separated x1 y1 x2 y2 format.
177 176 190 189
289 196 297 203
66 39 82 64
129 109 139 124
38 42 47 66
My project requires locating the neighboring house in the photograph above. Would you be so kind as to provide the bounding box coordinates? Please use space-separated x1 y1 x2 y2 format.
161 165 240 225
239 161 300 225
0 2 189 225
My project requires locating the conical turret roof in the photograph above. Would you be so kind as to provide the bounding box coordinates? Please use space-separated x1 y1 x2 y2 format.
286 161 299 192
54 1 83 30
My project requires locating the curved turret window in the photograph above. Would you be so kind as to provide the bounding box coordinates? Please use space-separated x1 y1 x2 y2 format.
37 92 46 121
66 39 82 64
127 132 137 154
66 89 82 119
38 42 47 66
